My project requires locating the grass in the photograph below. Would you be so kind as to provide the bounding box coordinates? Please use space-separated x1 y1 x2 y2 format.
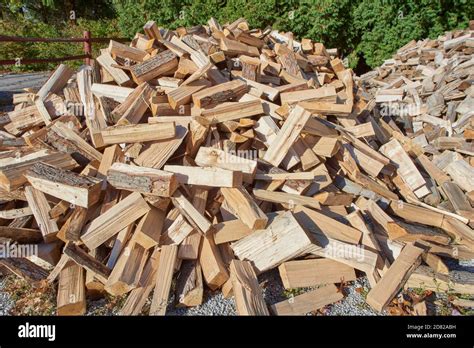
411 286 428 297
355 286 369 299
1 274 129 316
2 275 56 315
282 287 306 299
0 274 471 316
435 298 453 316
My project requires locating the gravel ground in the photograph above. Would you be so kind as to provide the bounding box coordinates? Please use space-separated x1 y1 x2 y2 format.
1 258 472 316
166 270 382 316
0 278 14 315
432 258 474 315
450 258 474 272
82 268 382 316
326 277 381 316
168 291 237 316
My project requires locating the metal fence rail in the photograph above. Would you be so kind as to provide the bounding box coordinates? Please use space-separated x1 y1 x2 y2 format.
0 31 129 66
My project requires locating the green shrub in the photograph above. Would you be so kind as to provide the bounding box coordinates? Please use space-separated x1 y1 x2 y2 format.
0 0 472 73
353 0 473 67
0 17 120 72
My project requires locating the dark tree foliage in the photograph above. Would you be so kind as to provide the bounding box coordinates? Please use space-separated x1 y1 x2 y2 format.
0 0 471 72
353 0 473 67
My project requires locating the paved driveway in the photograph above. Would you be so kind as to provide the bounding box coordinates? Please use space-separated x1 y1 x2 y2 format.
0 72 50 106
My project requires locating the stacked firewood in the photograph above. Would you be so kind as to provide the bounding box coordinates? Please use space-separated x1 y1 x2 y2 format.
0 17 472 316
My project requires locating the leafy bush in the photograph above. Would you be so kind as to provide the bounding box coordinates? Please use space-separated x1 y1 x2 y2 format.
274 0 358 60
352 0 473 68
110 0 472 71
217 0 283 28
0 17 121 72
111 0 189 37
0 0 472 72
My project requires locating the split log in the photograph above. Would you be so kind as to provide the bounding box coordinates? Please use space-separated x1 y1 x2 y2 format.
229 260 269 315
405 265 474 295
199 234 229 290
107 162 178 197
37 64 74 100
200 100 264 124
58 206 88 242
24 186 58 242
119 248 160 315
278 258 357 289
63 242 111 284
271 284 343 315
81 192 150 249
175 260 204 307
101 123 176 145
133 207 165 249
115 82 154 125
232 211 313 273
0 226 42 243
109 40 149 62
195 146 257 182
26 162 102 208
0 149 77 192
213 219 253 244
164 165 242 187
130 50 178 83
0 258 48 283
221 186 268 230
192 79 248 109
96 52 131 86
104 240 148 296
171 190 212 235
57 261 86 315
366 243 424 312
379 139 429 198
263 105 311 167
150 245 177 315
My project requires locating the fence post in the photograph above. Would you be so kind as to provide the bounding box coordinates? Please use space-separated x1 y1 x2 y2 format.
83 30 91 65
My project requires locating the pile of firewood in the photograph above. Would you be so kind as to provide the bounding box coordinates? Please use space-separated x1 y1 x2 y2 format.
0 17 473 316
